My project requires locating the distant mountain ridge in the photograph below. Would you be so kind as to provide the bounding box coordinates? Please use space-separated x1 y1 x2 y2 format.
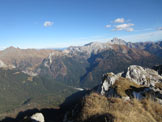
37 38 162 88
0 47 63 76
0 38 162 88
64 38 162 57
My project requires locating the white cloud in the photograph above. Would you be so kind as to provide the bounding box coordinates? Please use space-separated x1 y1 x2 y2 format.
114 18 125 23
106 18 135 32
105 24 111 28
114 23 134 32
43 21 54 27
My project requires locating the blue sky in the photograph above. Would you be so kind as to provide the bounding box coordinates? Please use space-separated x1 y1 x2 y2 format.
0 0 162 49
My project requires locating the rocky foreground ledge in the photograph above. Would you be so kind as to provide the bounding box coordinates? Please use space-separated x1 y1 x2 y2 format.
63 65 162 122
98 65 162 103
19 65 162 122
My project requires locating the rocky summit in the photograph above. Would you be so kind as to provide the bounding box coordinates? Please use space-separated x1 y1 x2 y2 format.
97 65 162 102
63 65 162 122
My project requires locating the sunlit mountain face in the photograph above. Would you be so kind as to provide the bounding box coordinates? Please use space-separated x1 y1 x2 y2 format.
0 0 162 121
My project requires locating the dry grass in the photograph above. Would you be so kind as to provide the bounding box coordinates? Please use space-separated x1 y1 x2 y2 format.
141 99 162 122
112 77 141 97
78 93 162 122
80 93 108 121
155 82 162 90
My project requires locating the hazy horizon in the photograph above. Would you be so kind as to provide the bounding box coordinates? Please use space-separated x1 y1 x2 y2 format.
0 37 161 51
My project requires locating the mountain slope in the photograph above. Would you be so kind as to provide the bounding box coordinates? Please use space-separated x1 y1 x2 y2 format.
127 41 162 57
80 45 162 88
37 55 89 86
0 47 61 74
38 41 162 88
0 68 77 116
64 93 162 122
64 65 162 122
36 40 162 88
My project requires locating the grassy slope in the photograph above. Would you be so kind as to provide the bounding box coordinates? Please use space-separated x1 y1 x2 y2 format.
66 77 162 122
73 93 162 122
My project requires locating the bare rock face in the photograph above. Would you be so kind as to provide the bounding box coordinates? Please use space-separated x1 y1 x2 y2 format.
0 60 16 69
124 65 162 87
30 113 45 122
98 72 120 95
0 60 7 68
65 38 127 56
109 37 127 45
97 65 162 102
66 42 112 56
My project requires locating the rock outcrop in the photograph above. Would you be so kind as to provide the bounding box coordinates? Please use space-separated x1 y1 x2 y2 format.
22 113 45 122
124 65 162 86
30 113 45 122
98 72 120 96
97 65 162 102
63 65 162 122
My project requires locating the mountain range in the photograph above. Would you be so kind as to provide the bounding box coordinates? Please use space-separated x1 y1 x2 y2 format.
0 38 162 118
0 38 162 88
